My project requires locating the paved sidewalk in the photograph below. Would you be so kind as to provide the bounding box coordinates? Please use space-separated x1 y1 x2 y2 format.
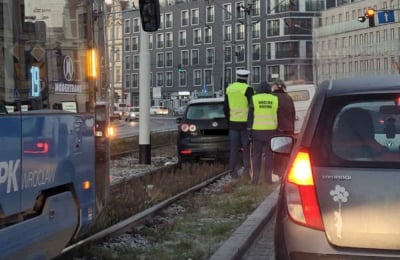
209 186 280 260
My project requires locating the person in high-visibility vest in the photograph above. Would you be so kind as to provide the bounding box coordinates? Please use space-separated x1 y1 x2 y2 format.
247 81 279 185
223 69 254 179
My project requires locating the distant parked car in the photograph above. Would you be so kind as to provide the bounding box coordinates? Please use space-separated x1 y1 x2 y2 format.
125 107 140 121
173 105 187 116
176 97 229 164
150 106 169 115
273 75 400 259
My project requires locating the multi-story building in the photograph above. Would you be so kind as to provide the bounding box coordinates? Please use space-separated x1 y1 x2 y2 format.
121 0 320 108
313 0 400 84
105 0 125 108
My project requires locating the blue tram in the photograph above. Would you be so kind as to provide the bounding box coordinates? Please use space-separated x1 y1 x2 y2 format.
0 0 110 259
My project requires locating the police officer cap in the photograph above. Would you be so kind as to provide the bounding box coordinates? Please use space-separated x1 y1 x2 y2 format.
236 69 250 77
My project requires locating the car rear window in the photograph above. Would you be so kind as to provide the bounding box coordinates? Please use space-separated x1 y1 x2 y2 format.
311 94 400 166
186 103 225 120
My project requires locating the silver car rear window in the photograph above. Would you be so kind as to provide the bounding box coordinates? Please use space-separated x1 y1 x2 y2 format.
332 100 400 162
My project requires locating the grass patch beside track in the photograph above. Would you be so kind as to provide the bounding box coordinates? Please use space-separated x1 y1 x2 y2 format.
87 174 278 259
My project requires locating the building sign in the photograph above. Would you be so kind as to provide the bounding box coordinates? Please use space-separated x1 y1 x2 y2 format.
55 55 83 94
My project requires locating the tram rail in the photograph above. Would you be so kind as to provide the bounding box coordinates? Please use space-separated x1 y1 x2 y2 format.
59 168 230 258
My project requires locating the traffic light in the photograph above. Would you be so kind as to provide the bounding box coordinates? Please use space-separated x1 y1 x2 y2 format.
178 64 183 73
366 8 375 27
358 7 375 27
139 0 160 32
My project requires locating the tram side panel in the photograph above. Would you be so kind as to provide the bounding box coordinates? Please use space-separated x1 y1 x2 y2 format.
0 112 96 259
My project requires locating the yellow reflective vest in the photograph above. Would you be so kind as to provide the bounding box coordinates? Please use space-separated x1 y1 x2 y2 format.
226 82 249 122
252 93 278 130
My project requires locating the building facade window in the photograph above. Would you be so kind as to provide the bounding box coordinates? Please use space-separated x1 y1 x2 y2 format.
225 46 232 63
159 14 164 29
165 32 173 48
236 23 245 41
204 69 213 85
252 22 260 38
132 55 139 69
131 37 138 51
133 18 140 32
194 69 202 86
193 28 202 44
267 20 280 36
252 0 260 16
179 71 187 87
157 53 164 67
236 1 245 19
236 45 245 63
148 34 153 49
165 52 173 67
156 33 164 48
276 41 299 58
224 67 232 86
223 4 232 21
124 55 131 70
157 72 164 87
191 8 199 25
125 74 131 89
204 26 212 43
132 74 138 88
206 48 215 65
224 24 232 41
206 5 214 23
124 38 130 52
191 49 199 65
124 19 130 34
252 66 261 83
165 12 173 28
252 43 260 61
181 50 189 65
179 30 187 46
181 10 189 26
166 71 173 87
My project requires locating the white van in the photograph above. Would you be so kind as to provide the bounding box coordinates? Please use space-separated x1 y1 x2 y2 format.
285 83 316 135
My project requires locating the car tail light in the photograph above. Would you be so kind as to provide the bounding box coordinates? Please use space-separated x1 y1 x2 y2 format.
285 149 324 230
180 123 197 132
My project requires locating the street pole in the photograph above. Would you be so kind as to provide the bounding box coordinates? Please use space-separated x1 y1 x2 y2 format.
110 0 115 114
245 0 252 86
221 10 225 94
139 28 151 164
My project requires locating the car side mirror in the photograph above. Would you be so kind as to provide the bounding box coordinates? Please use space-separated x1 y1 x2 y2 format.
270 136 294 154
176 117 182 124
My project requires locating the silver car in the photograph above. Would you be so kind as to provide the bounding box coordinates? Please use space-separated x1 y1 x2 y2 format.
273 75 400 259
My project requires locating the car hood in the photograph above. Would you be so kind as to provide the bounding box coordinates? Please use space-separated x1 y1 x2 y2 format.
314 166 400 250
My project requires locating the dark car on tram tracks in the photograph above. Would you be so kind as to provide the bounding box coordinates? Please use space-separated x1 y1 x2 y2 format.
271 75 400 259
176 97 229 164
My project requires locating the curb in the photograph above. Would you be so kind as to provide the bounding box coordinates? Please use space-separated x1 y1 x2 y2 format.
209 186 280 260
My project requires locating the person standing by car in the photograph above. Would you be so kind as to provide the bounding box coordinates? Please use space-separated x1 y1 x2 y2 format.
272 79 296 178
224 69 254 179
247 81 279 184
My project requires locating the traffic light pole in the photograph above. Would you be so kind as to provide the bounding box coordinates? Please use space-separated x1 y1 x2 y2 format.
139 29 151 164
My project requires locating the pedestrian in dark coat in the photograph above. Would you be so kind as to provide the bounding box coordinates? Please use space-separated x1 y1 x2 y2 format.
272 79 296 177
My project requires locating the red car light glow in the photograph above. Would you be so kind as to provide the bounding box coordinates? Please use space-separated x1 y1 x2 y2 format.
285 149 324 230
24 141 50 154
180 150 192 155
